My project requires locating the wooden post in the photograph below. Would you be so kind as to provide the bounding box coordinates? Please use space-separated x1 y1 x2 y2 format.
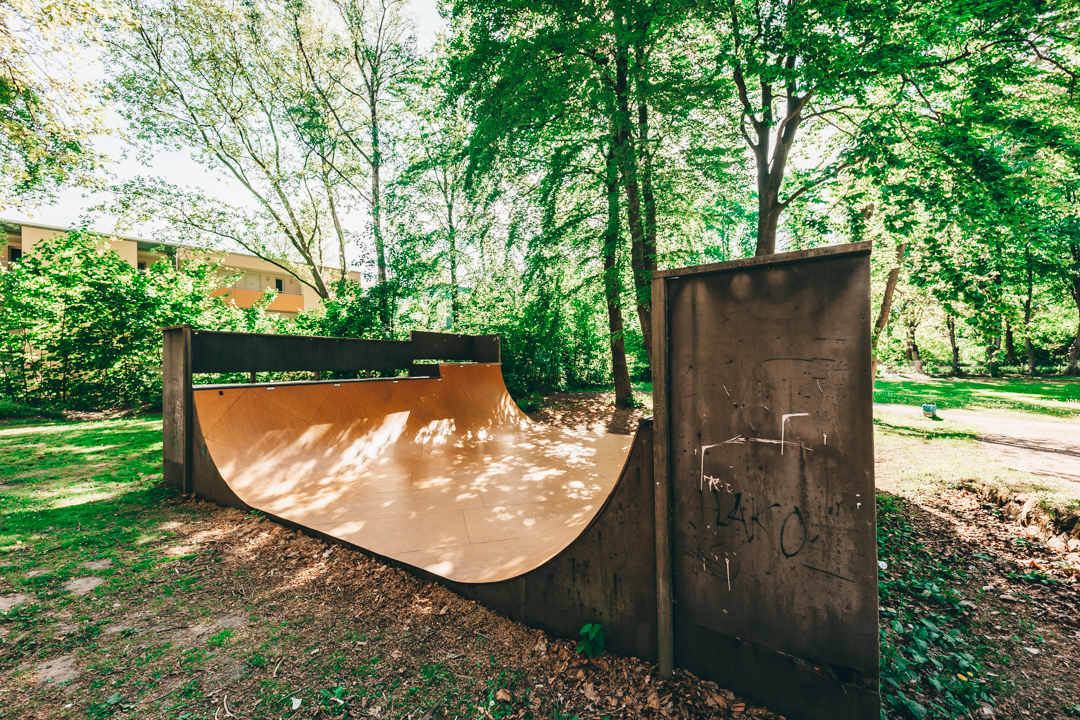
651 276 673 679
162 325 193 494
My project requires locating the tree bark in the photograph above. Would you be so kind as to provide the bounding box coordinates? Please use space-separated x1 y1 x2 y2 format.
946 316 961 376
370 89 390 332
612 40 651 362
1068 273 1080 376
638 97 658 297
986 332 1002 377
1023 254 1035 375
872 242 906 356
1004 321 1018 366
906 320 921 370
604 140 634 409
448 202 458 329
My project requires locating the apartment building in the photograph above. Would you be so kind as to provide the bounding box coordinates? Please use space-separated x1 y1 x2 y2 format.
1 220 356 318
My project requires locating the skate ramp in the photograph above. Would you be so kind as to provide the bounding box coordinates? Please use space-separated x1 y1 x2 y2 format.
192 363 634 583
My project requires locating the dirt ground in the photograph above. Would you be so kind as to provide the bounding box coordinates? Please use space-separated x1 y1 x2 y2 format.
876 403 1080 491
5 393 1080 719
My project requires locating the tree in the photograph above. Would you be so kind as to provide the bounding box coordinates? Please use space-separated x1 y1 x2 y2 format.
106 0 368 298
0 229 268 408
1 0 119 208
447 0 737 368
704 0 1064 255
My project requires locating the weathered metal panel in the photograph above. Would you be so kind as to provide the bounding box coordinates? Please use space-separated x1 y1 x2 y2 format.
410 331 501 363
162 326 191 492
472 335 501 363
660 243 878 720
190 331 412 374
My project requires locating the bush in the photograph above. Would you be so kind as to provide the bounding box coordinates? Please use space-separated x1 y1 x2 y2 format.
0 229 258 410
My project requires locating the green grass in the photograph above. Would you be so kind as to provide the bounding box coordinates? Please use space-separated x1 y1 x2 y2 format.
0 415 573 720
875 378 1080 418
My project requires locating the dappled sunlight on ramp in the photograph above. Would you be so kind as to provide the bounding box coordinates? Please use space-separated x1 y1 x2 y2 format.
194 364 633 583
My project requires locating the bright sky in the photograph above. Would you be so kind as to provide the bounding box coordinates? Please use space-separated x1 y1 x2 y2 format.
4 0 446 240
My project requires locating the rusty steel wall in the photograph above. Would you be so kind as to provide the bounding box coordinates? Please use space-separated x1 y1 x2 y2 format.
654 243 879 720
162 326 191 493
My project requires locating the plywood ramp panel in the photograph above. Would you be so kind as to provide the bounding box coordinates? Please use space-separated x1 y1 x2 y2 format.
191 365 638 585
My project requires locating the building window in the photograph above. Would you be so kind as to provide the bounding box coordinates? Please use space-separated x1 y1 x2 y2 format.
8 248 22 262
137 261 146 271
275 278 283 292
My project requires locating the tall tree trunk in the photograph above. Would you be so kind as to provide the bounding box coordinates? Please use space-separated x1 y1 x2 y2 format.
604 140 633 409
370 91 390 331
612 39 651 361
1023 253 1035 375
1004 321 1018 366
986 331 1002 377
638 98 657 284
946 316 961 376
906 320 921 369
1067 273 1080 376
324 167 348 284
448 201 458 328
871 242 906 361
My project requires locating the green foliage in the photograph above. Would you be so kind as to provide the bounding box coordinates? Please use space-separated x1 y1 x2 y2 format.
576 623 604 659
207 629 233 647
878 495 996 718
319 685 352 716
0 229 270 410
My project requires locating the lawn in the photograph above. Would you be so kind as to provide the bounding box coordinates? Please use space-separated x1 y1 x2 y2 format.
2 390 1078 720
874 377 1080 418
0 414 747 720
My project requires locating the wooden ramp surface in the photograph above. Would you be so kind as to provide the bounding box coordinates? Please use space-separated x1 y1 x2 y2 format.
193 364 633 583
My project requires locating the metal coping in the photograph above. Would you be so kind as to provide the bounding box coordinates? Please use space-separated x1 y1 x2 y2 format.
191 363 500 390
653 241 872 280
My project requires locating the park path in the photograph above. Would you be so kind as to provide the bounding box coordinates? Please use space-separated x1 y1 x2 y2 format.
875 403 1080 490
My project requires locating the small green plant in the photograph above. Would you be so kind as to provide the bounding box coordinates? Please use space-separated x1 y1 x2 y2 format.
208 629 233 647
576 623 604 658
319 685 351 716
247 652 268 668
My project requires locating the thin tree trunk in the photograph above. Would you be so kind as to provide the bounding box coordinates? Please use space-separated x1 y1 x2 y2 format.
946 316 961 376
872 242 906 355
1067 273 1080 376
324 167 348 284
1024 252 1035 375
370 89 390 331
604 140 633 409
638 104 658 263
1004 321 1018 366
448 201 458 328
987 330 1002 377
612 40 651 361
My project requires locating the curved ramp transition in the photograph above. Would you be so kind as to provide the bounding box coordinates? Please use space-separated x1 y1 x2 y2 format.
193 364 634 583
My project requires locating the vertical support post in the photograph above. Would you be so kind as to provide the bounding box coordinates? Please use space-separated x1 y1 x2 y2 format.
651 276 673 679
162 325 193 494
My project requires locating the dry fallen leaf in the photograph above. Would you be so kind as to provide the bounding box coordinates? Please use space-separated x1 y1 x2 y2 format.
732 701 746 713
583 683 599 702
495 689 512 702
705 691 727 709
646 693 660 710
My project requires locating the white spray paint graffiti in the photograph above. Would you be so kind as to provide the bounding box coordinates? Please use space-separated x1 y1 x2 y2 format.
780 413 810 455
